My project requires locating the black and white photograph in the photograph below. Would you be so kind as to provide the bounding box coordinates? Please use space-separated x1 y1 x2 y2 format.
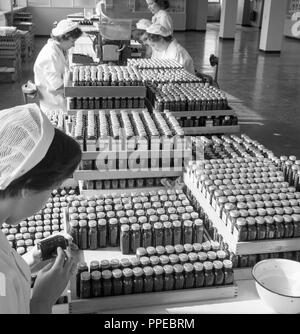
0 0 300 317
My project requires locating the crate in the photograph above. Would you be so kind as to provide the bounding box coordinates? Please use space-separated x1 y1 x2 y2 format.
67 249 238 314
184 173 300 256
64 71 147 98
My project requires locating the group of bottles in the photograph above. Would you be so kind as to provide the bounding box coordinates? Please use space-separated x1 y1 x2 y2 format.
150 83 229 112
274 156 300 192
193 134 274 161
176 115 238 129
3 187 78 254
81 177 168 191
72 65 143 87
128 58 183 70
69 96 145 111
68 189 203 251
139 69 202 85
76 246 234 299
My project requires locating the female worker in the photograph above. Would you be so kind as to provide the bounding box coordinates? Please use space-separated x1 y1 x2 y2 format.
34 20 83 115
146 0 173 32
0 103 82 314
146 24 195 74
134 19 153 58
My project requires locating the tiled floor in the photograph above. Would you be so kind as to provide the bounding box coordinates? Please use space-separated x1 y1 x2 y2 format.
1 23 299 157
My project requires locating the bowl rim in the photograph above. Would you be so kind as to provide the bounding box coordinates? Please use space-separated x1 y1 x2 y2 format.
252 259 300 299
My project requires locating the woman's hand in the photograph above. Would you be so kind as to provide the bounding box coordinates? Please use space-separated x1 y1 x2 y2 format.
30 247 77 314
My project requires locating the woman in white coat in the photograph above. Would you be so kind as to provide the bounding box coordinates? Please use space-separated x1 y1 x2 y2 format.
0 104 82 314
146 0 173 32
34 20 82 115
146 24 195 74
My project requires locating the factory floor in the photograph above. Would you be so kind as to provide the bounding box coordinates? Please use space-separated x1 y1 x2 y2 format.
0 23 299 158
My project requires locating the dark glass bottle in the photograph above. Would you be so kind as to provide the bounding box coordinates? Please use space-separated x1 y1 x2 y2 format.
131 224 141 254
88 221 98 250
194 262 205 288
80 272 91 299
109 218 119 247
153 266 164 292
173 264 185 290
163 265 174 291
173 221 182 245
183 220 193 244
283 215 294 238
98 219 107 248
90 261 100 274
193 219 204 244
223 260 234 285
266 216 276 239
256 217 267 240
204 261 215 287
102 270 112 297
183 263 195 289
213 261 225 286
143 267 154 293
133 267 144 294
79 220 88 250
274 215 285 239
112 269 123 296
163 221 173 246
142 223 152 248
120 224 130 255
153 222 164 247
123 268 133 295
76 262 88 297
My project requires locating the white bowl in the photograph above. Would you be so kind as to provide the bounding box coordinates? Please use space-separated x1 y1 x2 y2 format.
252 259 300 314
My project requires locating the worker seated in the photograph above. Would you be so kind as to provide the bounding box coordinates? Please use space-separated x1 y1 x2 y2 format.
146 24 195 74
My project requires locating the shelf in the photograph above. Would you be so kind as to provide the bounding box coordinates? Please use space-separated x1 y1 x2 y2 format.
183 125 240 136
74 169 183 181
184 173 300 256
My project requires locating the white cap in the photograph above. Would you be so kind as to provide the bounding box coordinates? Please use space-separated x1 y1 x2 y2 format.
136 19 152 31
0 104 55 190
146 24 172 37
52 19 79 37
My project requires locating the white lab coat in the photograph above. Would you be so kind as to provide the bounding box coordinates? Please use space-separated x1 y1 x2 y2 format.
152 10 174 33
34 39 68 115
153 39 195 75
0 230 31 314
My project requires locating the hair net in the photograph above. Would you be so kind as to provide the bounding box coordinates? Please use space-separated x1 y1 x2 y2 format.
146 23 172 37
136 19 152 31
0 104 55 190
52 19 79 37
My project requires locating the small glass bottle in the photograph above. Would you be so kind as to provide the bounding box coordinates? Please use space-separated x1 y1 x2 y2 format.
266 216 276 239
123 268 133 295
283 215 294 238
183 220 193 244
102 270 113 297
213 261 225 286
174 244 184 255
69 220 79 247
173 264 185 290
223 260 234 285
194 262 205 288
163 265 175 291
133 267 144 294
91 271 102 298
136 247 147 260
120 224 130 255
143 267 154 293
80 272 91 299
76 262 88 297
142 223 152 248
163 221 173 246
183 263 195 289
153 266 164 292
193 219 204 244
90 261 100 274
274 215 285 239
112 269 123 296
247 217 257 241
153 222 164 247
109 218 119 247
88 221 98 250
204 261 215 287
131 224 141 254
79 220 88 250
